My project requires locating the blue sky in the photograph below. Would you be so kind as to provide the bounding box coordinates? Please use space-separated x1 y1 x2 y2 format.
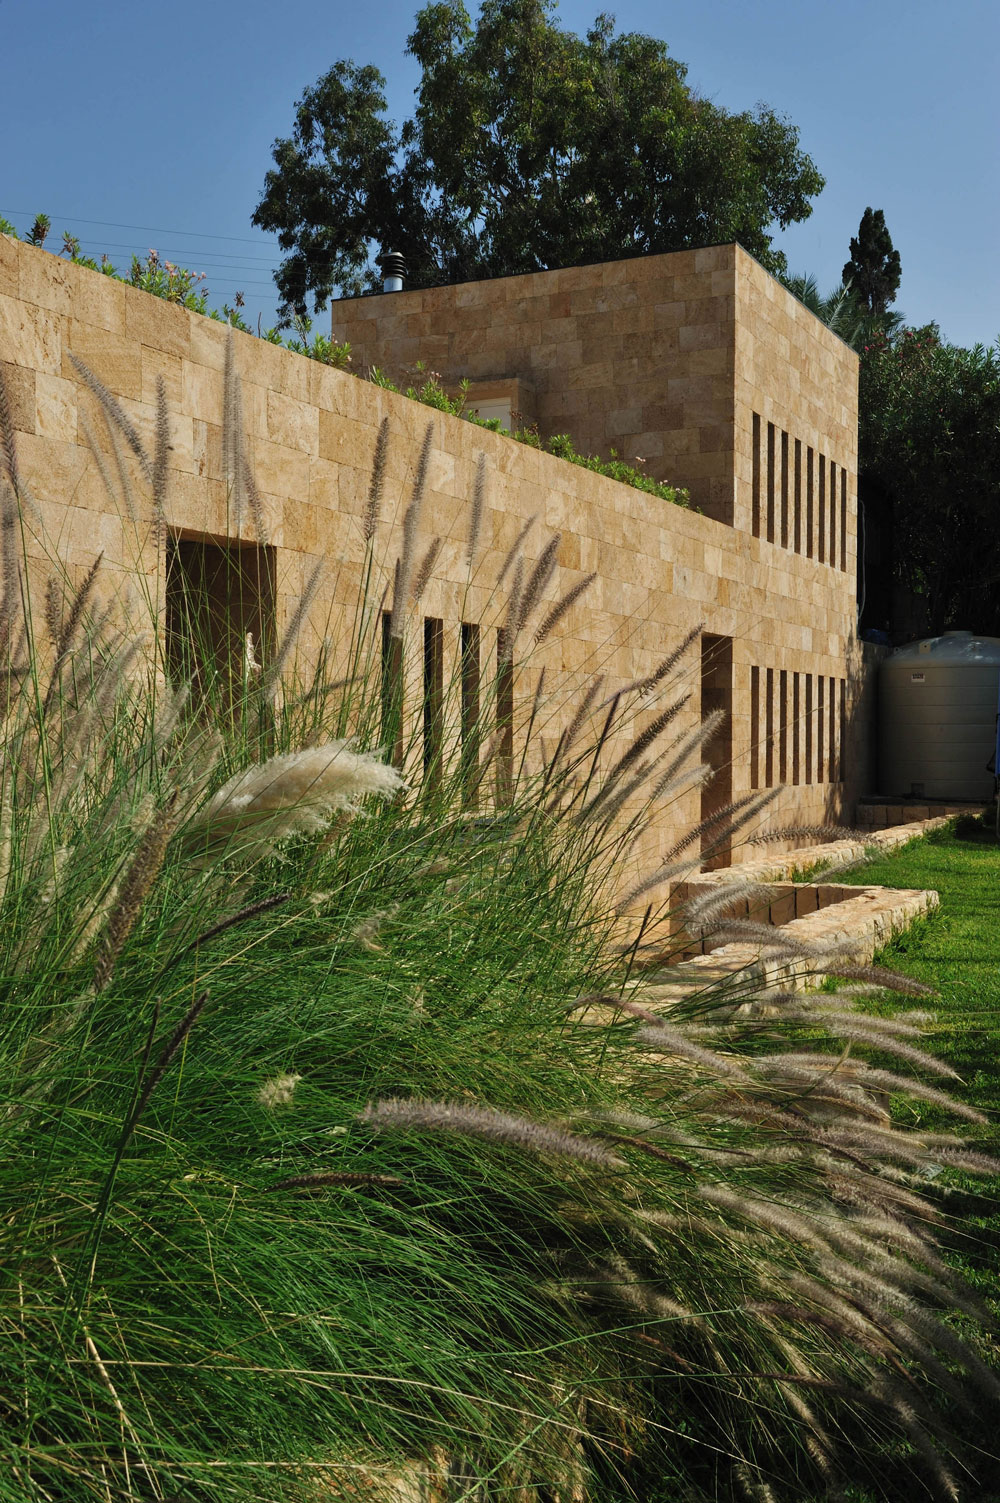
2 0 996 346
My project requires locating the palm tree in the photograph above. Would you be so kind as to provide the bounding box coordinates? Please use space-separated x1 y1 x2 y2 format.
783 272 904 350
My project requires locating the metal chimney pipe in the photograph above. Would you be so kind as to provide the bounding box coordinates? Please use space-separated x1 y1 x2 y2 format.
378 250 406 293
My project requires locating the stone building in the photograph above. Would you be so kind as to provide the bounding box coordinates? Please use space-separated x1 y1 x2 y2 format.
1 233 866 883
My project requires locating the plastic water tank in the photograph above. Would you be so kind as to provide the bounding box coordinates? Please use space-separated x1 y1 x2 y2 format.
879 631 1000 800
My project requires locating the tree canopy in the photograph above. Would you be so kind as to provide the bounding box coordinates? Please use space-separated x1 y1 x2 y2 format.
253 0 825 320
843 207 901 318
859 327 1000 637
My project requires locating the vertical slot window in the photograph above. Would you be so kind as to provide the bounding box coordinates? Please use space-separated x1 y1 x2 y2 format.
839 678 847 783
381 612 404 769
818 453 826 564
828 460 837 568
750 665 760 790
780 430 789 549
422 617 444 792
765 667 774 788
806 448 815 559
828 675 837 783
817 676 825 783
700 635 734 869
792 672 801 785
793 439 802 554
778 669 788 783
460 622 481 807
805 674 813 784
496 628 514 806
751 413 762 539
766 422 776 543
840 470 848 572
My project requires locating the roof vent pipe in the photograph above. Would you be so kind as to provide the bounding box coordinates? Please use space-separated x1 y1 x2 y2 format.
378 250 406 293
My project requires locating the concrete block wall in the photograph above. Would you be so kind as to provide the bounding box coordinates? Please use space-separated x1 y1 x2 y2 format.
2 235 865 893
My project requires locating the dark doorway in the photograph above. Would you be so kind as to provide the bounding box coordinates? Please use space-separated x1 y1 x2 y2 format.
166 536 276 707
700 634 733 870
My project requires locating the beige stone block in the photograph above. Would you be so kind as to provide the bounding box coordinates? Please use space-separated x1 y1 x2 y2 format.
35 372 78 443
0 235 18 298
124 288 191 360
1 361 35 434
70 265 128 334
252 437 310 503
63 320 141 398
15 431 89 510
1 294 62 374
17 247 78 316
141 346 184 411
181 359 222 423
267 389 319 455
191 419 222 481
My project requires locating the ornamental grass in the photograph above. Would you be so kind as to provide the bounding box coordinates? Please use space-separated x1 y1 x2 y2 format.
0 350 996 1503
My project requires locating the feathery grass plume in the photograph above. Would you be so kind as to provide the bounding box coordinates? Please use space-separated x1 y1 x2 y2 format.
579 692 690 822
827 963 936 997
241 449 269 547
495 513 537 590
499 555 525 663
644 708 725 801
181 740 404 859
360 1098 625 1168
684 876 777 930
256 1072 301 1109
41 553 103 714
388 422 433 638
748 823 867 845
259 557 323 707
151 374 170 547
43 577 62 650
179 892 292 959
601 622 704 705
269 1171 403 1190
222 328 245 529
69 353 152 484
518 532 561 626
632 1022 751 1081
542 673 604 789
79 409 136 532
0 359 22 499
364 416 390 543
614 853 709 914
93 794 180 991
412 536 444 603
614 790 779 911
0 398 19 642
534 571 596 645
778 1011 960 1080
466 451 487 566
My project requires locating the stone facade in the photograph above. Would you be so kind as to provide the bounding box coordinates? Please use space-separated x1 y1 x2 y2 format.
1 234 866 890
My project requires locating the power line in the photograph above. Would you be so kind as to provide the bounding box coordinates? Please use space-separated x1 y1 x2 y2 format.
50 235 281 267
0 209 278 247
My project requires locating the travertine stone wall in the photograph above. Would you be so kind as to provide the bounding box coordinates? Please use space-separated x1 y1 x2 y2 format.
333 244 857 534
1 235 865 891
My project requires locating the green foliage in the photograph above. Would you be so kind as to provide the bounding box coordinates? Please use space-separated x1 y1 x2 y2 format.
252 0 825 317
781 269 904 351
126 247 211 311
375 365 690 505
859 326 1000 634
0 362 997 1500
843 207 902 318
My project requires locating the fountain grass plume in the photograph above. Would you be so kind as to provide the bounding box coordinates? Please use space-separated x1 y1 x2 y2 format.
360 1098 626 1168
181 740 404 859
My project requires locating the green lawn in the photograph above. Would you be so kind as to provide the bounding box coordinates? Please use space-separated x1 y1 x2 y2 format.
840 826 1000 1497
